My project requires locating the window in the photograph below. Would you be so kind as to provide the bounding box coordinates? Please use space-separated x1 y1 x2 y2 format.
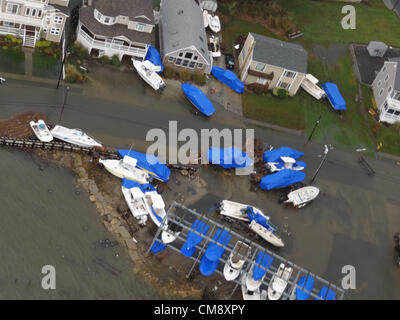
104 17 110 24
4 21 15 27
175 59 182 65
382 66 387 73
136 23 145 31
185 52 193 59
379 88 384 96
255 62 266 71
194 56 198 61
377 80 382 87
189 61 196 69
179 52 183 57
393 92 400 101
278 81 290 90
50 27 60 35
256 78 267 85
6 3 18 14
394 111 400 117
43 26 48 33
383 101 388 111
168 56 175 62
25 8 30 16
385 74 389 83
38 10 42 18
182 60 189 67
388 86 393 93
197 63 203 69
54 16 63 24
387 109 395 114
32 8 37 17
284 70 297 78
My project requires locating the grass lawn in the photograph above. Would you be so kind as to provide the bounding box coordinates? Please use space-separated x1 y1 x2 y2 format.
282 0 400 47
32 51 61 79
0 46 25 74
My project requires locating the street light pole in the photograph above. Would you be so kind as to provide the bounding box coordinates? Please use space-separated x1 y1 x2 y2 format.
58 86 70 124
305 114 322 146
310 144 330 185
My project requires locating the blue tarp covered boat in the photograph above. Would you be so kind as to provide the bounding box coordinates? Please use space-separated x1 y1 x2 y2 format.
296 275 315 300
260 169 306 190
316 286 336 300
263 147 304 163
118 149 171 182
246 207 276 232
322 82 346 111
200 229 231 276
207 147 253 168
145 45 164 74
211 66 245 94
181 83 215 116
253 251 274 281
181 219 210 257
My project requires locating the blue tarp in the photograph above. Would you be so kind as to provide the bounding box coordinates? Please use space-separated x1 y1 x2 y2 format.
181 220 210 257
200 229 231 276
211 66 245 94
316 286 336 300
253 251 274 281
207 147 253 168
150 240 167 254
260 169 306 190
118 149 170 182
263 147 304 163
122 178 157 193
246 207 276 232
296 275 315 300
181 83 215 116
145 45 164 74
322 82 346 111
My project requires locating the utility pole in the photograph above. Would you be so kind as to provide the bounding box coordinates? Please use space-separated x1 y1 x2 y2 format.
310 144 330 185
58 86 70 124
305 114 322 146
56 27 69 89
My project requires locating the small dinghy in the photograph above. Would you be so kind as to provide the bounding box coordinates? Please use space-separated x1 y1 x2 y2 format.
208 14 221 33
284 186 320 209
133 60 166 91
246 251 274 291
203 10 209 28
267 263 293 300
223 241 251 281
241 275 267 300
181 219 210 257
199 229 231 276
51 125 102 148
294 275 315 300
181 83 215 116
121 178 150 226
29 120 53 142
219 200 268 222
99 156 150 184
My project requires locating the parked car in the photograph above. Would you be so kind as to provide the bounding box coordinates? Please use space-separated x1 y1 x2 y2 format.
225 53 235 70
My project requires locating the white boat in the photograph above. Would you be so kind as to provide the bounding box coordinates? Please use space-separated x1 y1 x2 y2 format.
29 120 53 142
121 184 149 226
267 263 293 300
266 156 305 173
219 200 269 222
203 9 209 28
223 241 251 281
249 220 284 248
241 275 267 300
208 14 221 33
99 156 150 184
209 36 221 58
301 74 326 100
50 125 102 148
284 186 320 209
133 60 166 91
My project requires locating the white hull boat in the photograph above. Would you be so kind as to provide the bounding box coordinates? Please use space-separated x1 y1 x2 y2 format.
208 14 221 33
301 74 326 100
133 60 166 91
267 263 293 300
241 275 267 300
209 36 221 58
121 185 149 226
284 186 320 209
29 120 53 142
203 10 209 28
223 241 251 281
249 220 284 247
99 156 150 184
50 125 102 148
219 200 269 222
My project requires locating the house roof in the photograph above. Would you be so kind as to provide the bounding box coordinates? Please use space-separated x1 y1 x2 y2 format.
79 6 152 44
388 57 400 91
160 0 210 64
249 33 308 74
93 0 154 24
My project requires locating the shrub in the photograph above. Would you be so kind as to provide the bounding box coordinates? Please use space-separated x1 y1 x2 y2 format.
248 83 269 95
100 55 111 64
163 66 176 79
5 34 18 42
192 73 206 86
111 54 121 67
2 46 8 50
273 87 288 98
36 40 52 48
65 64 84 83
178 70 192 82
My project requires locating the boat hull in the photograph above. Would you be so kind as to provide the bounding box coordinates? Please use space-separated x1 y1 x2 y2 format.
249 221 284 247
99 159 149 184
223 264 241 281
29 120 53 142
121 186 149 225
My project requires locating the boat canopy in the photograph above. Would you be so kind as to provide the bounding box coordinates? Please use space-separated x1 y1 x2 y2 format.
181 219 210 257
118 149 171 182
211 66 245 94
181 83 215 116
260 169 306 190
200 229 231 276
263 147 304 163
322 82 346 111
207 147 253 168
296 275 315 300
253 251 274 281
145 45 164 74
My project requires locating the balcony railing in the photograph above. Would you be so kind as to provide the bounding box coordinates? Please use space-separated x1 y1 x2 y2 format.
248 68 274 80
388 97 400 109
0 25 22 37
78 28 147 57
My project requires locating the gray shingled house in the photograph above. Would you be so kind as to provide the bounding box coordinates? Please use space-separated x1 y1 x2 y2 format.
76 0 154 61
371 57 400 124
159 0 212 74
238 33 308 96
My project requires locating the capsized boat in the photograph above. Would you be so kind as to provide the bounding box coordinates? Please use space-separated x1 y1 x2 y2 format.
267 263 293 300
241 275 267 300
51 125 102 148
245 251 274 291
181 83 215 116
133 60 166 91
223 241 251 281
199 229 231 276
181 219 210 257
295 275 315 300
99 156 150 184
121 178 150 225
211 66 245 94
208 14 221 33
203 9 209 28
284 186 320 209
29 120 53 142
219 200 269 222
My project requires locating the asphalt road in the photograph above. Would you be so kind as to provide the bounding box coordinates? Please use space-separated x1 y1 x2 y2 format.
1 67 400 299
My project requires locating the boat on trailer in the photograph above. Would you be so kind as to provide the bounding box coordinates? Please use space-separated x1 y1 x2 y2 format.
99 156 150 184
51 125 102 148
223 241 251 281
284 186 320 209
219 200 268 222
267 263 293 300
133 60 166 91
29 120 53 142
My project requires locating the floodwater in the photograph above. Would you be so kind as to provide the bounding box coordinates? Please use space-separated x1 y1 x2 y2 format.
0 149 160 299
